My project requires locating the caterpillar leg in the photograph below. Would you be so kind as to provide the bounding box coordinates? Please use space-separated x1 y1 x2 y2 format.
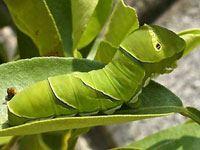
126 88 142 109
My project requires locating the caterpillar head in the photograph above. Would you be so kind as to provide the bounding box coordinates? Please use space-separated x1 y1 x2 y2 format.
120 24 186 63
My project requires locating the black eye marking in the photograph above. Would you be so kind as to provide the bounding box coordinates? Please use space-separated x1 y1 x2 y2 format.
156 43 161 50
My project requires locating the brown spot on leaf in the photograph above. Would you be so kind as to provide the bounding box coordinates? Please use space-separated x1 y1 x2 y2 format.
35 30 40 36
49 51 60 57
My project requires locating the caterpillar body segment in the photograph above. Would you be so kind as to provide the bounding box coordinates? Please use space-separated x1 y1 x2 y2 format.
7 25 186 126
49 73 123 115
75 51 145 102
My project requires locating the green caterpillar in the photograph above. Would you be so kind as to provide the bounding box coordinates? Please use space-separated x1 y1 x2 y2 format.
7 25 186 126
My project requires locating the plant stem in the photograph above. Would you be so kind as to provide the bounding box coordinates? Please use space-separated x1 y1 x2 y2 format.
62 128 90 150
1 136 22 150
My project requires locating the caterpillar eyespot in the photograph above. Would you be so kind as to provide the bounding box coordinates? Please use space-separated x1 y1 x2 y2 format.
156 43 162 50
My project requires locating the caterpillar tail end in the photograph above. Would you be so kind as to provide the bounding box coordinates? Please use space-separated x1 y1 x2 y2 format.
8 109 30 126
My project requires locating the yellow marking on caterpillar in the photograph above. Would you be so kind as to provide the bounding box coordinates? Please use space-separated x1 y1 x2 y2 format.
147 26 162 51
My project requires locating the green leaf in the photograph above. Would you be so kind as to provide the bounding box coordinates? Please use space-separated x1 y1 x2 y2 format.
3 0 65 56
17 29 40 59
71 0 113 51
127 121 200 150
18 135 50 150
94 0 139 63
94 40 118 63
115 82 200 124
0 42 8 63
0 114 172 137
77 0 113 50
181 107 200 124
78 39 95 58
0 58 187 136
178 29 200 57
104 0 139 47
0 136 12 146
0 3 13 28
45 0 73 57
42 131 65 150
71 0 98 51
86 38 102 60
